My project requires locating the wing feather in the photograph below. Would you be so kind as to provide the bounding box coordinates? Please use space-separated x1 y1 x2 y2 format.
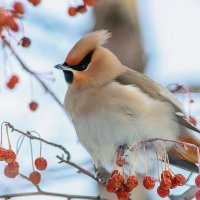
116 66 200 133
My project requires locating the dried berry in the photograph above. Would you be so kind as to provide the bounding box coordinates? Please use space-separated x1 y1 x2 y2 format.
28 0 41 6
83 0 96 6
29 171 41 185
68 7 77 16
35 157 47 171
111 170 120 177
174 174 186 186
4 165 19 178
125 175 138 190
161 170 172 180
195 175 200 187
143 176 155 190
116 188 129 200
0 147 7 161
196 190 200 200
5 149 16 164
116 156 126 167
160 177 171 190
157 186 170 198
106 179 115 193
13 2 25 14
29 101 38 111
21 37 31 48
170 176 178 189
111 174 124 189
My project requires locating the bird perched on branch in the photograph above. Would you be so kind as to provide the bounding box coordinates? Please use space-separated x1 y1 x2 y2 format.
55 30 200 174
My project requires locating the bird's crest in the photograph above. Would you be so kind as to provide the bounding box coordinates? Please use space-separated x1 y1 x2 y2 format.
66 30 111 66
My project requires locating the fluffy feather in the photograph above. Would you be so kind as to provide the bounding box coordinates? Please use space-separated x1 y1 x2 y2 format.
66 30 111 66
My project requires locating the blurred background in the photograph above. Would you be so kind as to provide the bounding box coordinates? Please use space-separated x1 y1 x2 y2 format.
0 0 200 199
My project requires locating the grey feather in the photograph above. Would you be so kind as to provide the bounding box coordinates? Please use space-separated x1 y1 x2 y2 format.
116 67 200 133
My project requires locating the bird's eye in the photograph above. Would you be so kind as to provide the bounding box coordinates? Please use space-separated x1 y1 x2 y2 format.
69 51 93 71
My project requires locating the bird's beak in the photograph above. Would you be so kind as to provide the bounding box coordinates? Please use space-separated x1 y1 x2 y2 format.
54 64 68 71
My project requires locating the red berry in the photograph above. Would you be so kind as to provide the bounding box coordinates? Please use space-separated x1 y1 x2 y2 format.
106 179 115 193
126 175 138 190
116 188 129 200
11 75 19 84
6 81 15 89
29 101 38 111
13 2 25 14
160 177 171 190
157 186 170 198
21 37 31 47
8 161 19 170
111 174 124 189
189 115 197 126
111 170 120 177
83 0 96 6
29 171 41 185
6 16 19 32
35 157 47 171
161 170 172 179
116 156 126 167
196 190 200 200
5 149 16 164
195 175 200 187
170 176 178 189
4 165 19 178
143 176 155 190
76 5 87 13
68 7 77 16
0 147 7 161
174 174 186 186
28 0 41 6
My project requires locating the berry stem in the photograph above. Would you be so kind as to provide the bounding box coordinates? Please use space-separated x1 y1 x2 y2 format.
5 123 11 149
30 131 42 157
29 138 35 171
153 144 161 182
16 135 26 155
143 144 148 175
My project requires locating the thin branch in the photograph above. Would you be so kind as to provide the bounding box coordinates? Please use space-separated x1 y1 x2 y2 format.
0 191 101 199
2 38 63 109
6 122 71 160
57 155 104 185
19 173 42 192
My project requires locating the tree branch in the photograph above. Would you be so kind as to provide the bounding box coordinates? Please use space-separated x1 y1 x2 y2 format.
2 38 63 109
0 191 101 199
6 122 71 160
57 155 104 185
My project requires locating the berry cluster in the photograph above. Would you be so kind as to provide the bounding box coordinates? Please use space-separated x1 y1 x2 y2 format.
106 170 138 200
157 171 186 198
29 156 47 185
6 75 19 90
0 148 18 178
68 0 96 16
1 123 47 185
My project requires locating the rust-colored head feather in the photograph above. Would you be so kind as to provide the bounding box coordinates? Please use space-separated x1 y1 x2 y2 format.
66 30 111 66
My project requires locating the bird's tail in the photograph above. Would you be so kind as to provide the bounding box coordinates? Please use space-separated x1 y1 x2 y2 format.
169 132 200 172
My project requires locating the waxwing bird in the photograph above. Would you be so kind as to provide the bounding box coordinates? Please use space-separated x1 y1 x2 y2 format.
55 30 200 173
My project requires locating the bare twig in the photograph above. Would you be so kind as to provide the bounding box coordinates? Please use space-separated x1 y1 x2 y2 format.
57 155 104 185
6 122 71 160
0 191 101 199
2 38 63 109
19 173 42 192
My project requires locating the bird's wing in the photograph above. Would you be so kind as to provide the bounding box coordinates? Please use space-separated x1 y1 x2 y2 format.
116 66 200 133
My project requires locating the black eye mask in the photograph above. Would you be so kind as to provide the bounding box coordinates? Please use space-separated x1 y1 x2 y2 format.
63 51 93 71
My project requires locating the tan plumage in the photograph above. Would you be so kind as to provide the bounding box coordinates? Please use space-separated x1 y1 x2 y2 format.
55 30 200 173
